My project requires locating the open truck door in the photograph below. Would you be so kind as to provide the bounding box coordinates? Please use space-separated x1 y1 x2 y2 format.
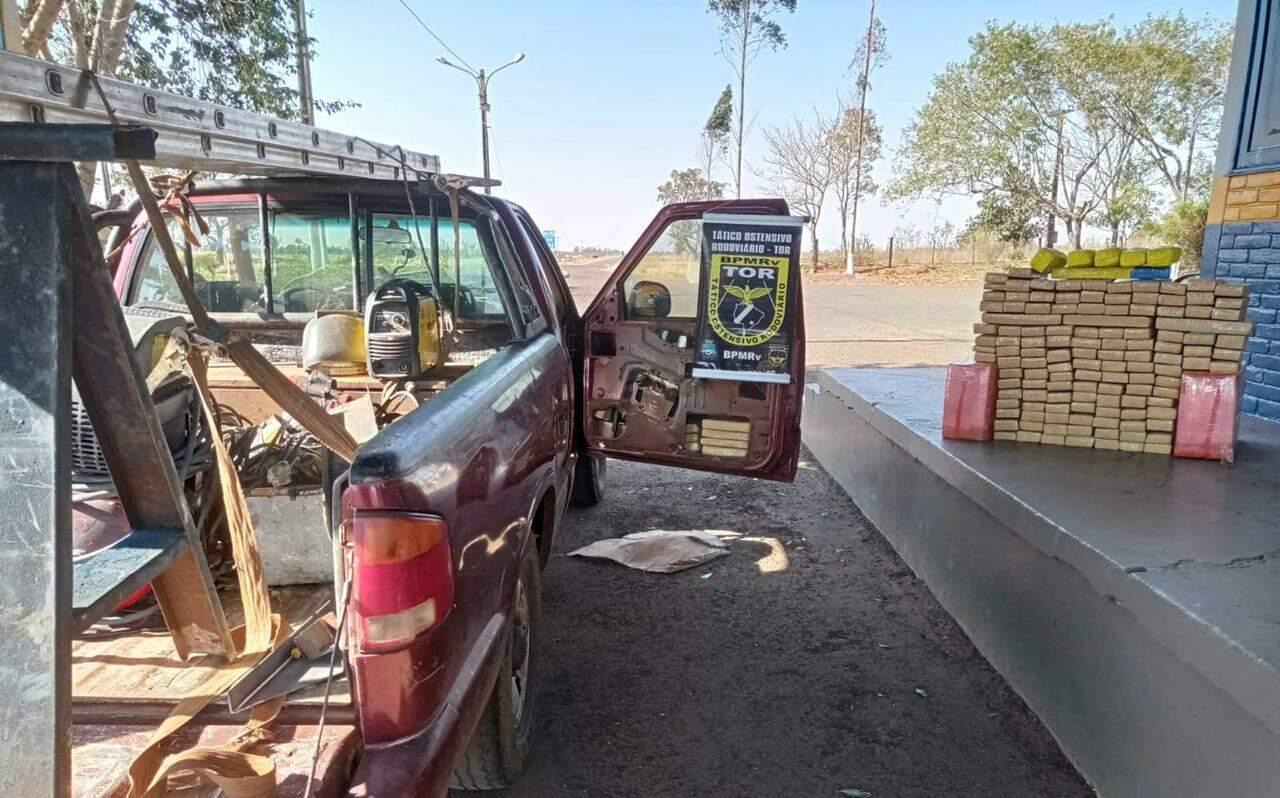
580 199 805 482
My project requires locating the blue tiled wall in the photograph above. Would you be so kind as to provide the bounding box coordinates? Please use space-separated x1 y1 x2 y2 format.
1208 220 1280 420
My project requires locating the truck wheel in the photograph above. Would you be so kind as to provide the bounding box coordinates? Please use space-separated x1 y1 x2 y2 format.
450 545 542 791
570 453 606 507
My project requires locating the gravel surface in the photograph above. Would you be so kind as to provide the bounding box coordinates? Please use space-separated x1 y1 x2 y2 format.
493 456 1092 798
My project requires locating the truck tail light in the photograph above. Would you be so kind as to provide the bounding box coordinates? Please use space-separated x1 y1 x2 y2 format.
350 512 453 653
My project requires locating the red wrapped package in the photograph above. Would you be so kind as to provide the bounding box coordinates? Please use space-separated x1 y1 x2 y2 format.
943 362 997 441
1174 372 1243 462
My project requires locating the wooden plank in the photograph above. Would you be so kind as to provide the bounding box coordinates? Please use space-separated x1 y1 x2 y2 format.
72 718 359 798
72 587 344 706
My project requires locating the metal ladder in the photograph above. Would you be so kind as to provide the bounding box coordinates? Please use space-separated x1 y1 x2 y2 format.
0 48 440 178
0 48 450 795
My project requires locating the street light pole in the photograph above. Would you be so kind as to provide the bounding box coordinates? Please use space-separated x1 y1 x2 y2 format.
294 0 314 125
437 54 525 194
477 68 490 194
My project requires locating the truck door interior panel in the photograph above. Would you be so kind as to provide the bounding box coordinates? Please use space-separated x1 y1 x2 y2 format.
580 199 804 481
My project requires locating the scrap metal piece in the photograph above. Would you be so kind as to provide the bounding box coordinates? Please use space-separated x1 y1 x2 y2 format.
226 599 336 712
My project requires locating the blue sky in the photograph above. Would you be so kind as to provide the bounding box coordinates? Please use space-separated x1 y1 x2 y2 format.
308 0 1231 252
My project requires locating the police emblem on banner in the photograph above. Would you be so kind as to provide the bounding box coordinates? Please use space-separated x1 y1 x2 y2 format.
692 213 804 384
708 255 789 347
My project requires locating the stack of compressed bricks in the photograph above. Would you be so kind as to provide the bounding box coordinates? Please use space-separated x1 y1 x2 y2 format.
973 270 1252 454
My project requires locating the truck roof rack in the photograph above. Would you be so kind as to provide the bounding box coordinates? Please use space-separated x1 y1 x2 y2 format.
0 49 441 179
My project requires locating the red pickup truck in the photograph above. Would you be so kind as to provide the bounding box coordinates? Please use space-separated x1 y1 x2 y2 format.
88 177 804 795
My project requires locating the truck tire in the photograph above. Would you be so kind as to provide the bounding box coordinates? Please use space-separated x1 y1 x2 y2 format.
570 453 606 507
450 544 542 791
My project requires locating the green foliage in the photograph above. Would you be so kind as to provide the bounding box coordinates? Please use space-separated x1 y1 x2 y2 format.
888 22 1066 208
1140 199 1208 272
706 0 797 51
657 168 726 254
1103 13 1232 200
960 194 1041 245
706 85 734 138
1091 178 1156 243
53 0 353 120
657 168 726 205
830 106 882 198
850 16 889 94
889 14 1230 246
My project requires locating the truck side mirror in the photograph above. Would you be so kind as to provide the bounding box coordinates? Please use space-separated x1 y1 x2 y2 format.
628 280 672 319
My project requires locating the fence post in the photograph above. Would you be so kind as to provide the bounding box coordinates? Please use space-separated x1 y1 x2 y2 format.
887 236 895 270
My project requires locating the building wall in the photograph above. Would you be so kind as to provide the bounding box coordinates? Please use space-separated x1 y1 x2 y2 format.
1203 1 1280 422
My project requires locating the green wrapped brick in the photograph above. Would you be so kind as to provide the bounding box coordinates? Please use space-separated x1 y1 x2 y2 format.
1147 246 1182 267
1030 247 1067 274
1095 248 1122 268
1066 249 1095 267
1119 248 1148 267
1050 266 1133 280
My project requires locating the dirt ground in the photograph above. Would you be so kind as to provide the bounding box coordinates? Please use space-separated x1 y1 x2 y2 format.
495 457 1091 798
524 260 1092 796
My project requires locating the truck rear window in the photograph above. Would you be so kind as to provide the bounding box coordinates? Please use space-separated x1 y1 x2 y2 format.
130 204 515 325
132 209 268 313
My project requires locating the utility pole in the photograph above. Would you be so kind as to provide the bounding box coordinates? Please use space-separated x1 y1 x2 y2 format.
735 0 749 199
438 53 525 194
0 0 21 52
477 69 490 194
848 0 878 276
294 0 314 125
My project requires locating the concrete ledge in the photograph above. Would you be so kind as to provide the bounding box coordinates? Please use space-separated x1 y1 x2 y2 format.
803 366 1280 797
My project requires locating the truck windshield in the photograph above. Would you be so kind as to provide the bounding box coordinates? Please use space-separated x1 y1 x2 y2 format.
271 213 356 312
370 214 509 321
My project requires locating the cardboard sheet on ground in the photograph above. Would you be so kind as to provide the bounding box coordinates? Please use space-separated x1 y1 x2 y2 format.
569 530 730 573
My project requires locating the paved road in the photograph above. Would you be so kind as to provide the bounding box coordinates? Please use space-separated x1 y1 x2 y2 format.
495 458 1090 797
562 259 981 368
802 282 981 368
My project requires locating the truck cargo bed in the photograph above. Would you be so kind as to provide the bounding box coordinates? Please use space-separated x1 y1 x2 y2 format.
73 585 350 713
72 585 355 795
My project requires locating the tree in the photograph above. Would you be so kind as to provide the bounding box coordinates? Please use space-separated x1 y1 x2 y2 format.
1091 13 1232 202
1091 169 1156 245
1142 199 1209 271
890 22 1118 248
759 111 834 270
707 0 797 198
960 194 1040 244
698 84 734 183
657 168 726 254
926 219 956 266
829 104 881 269
889 16 1230 249
846 0 888 274
33 0 352 193
19 0 66 56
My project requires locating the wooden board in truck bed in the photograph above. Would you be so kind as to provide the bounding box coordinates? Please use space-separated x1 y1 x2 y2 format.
72 585 351 722
73 719 359 797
